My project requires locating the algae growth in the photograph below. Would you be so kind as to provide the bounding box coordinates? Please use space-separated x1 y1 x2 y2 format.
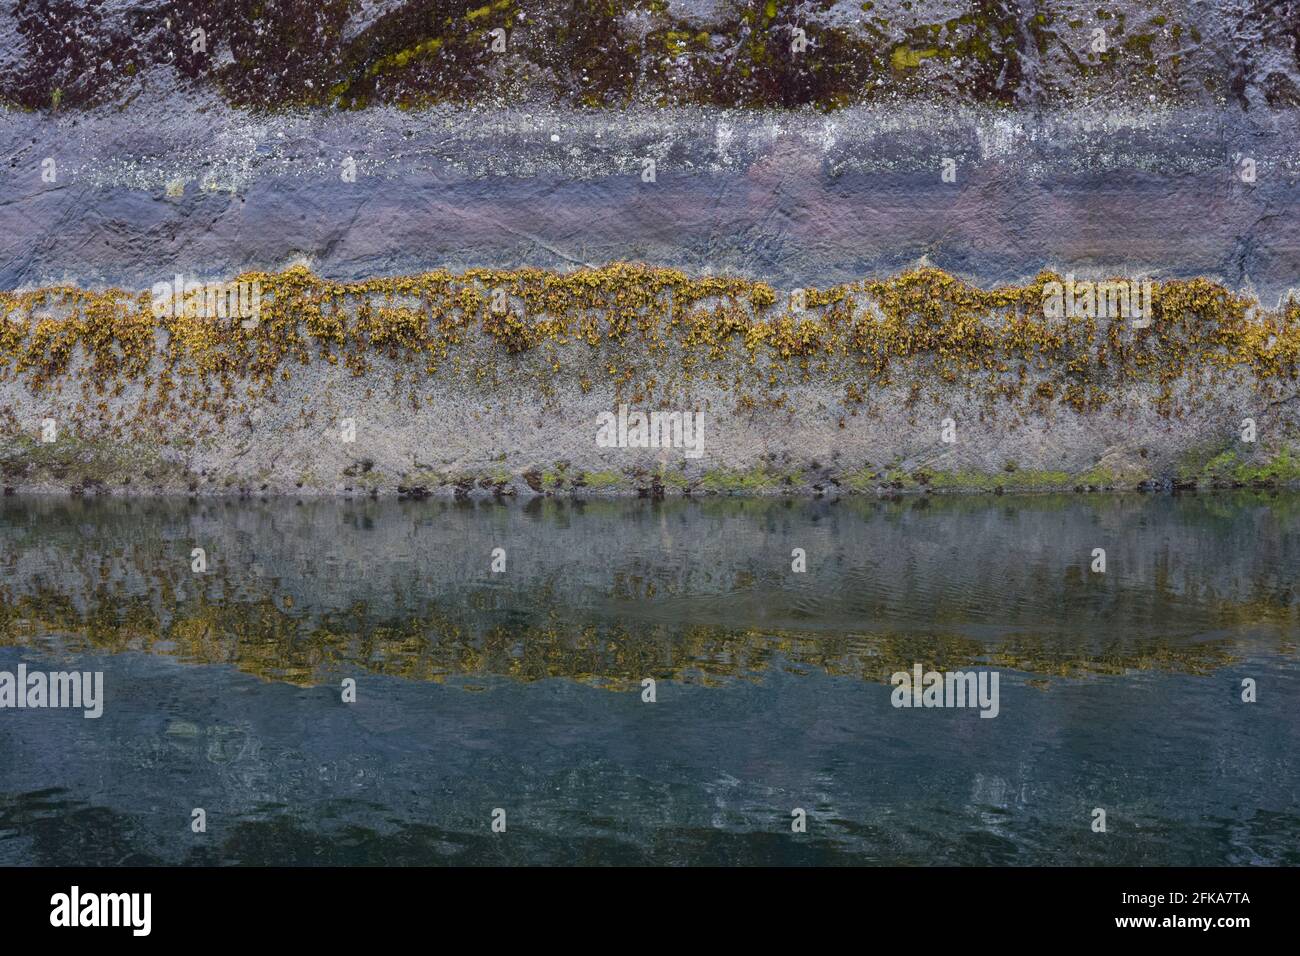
2 263 1298 497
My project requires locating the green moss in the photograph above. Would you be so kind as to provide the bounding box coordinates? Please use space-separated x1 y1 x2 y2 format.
1232 447 1300 484
404 468 444 488
658 467 691 489
841 467 882 492
1073 466 1118 487
1020 469 1072 488
891 46 938 70
1176 443 1230 482
368 37 445 77
697 466 779 493
578 470 622 490
1 432 161 486
926 469 1075 491
1203 448 1239 478
925 470 996 491
1175 444 1300 487
885 467 916 488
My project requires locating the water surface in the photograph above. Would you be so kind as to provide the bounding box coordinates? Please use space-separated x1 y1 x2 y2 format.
0 492 1296 865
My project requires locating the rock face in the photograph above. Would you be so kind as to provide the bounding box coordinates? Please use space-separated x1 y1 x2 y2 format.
2 264 1298 497
3 1 1300 112
2 2 1298 496
5 100 1300 301
4 6 1300 297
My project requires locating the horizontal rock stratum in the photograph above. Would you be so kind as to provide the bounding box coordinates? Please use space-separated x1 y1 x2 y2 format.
2 263 1299 497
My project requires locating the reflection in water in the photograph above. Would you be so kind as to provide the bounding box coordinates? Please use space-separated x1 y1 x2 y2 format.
2 493 1296 686
0 493 1296 864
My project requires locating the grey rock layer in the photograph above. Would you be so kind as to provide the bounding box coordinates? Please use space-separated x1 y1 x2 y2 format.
2 297 1297 497
4 100 1300 301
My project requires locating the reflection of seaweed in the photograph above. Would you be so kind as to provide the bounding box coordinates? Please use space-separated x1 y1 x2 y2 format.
0 492 1294 686
0 576 1278 689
